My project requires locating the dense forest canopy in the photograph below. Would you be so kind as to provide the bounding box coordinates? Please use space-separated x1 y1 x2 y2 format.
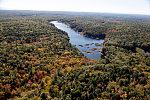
51 14 150 52
0 10 150 100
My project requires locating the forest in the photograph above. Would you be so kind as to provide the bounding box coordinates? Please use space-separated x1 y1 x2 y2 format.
0 10 150 100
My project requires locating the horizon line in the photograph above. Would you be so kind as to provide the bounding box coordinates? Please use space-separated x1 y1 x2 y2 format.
0 9 150 16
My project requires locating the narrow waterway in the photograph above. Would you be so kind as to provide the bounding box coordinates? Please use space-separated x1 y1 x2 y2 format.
51 21 104 60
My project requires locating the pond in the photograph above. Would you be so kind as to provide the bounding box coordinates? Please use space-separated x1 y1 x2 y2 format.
51 21 104 60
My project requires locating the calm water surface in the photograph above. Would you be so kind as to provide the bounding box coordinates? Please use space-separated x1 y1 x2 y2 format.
51 21 104 60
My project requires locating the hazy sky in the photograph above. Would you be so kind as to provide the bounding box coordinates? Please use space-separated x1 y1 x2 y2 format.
0 0 150 15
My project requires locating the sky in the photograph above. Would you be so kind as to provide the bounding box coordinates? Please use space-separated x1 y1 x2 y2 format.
0 0 150 15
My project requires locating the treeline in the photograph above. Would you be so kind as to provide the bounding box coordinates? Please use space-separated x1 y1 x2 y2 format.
54 15 150 52
48 12 150 99
58 17 109 39
0 11 150 100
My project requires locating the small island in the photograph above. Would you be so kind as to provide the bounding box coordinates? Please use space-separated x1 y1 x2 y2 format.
83 50 94 54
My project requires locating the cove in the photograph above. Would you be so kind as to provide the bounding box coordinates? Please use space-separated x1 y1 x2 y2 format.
51 21 104 60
